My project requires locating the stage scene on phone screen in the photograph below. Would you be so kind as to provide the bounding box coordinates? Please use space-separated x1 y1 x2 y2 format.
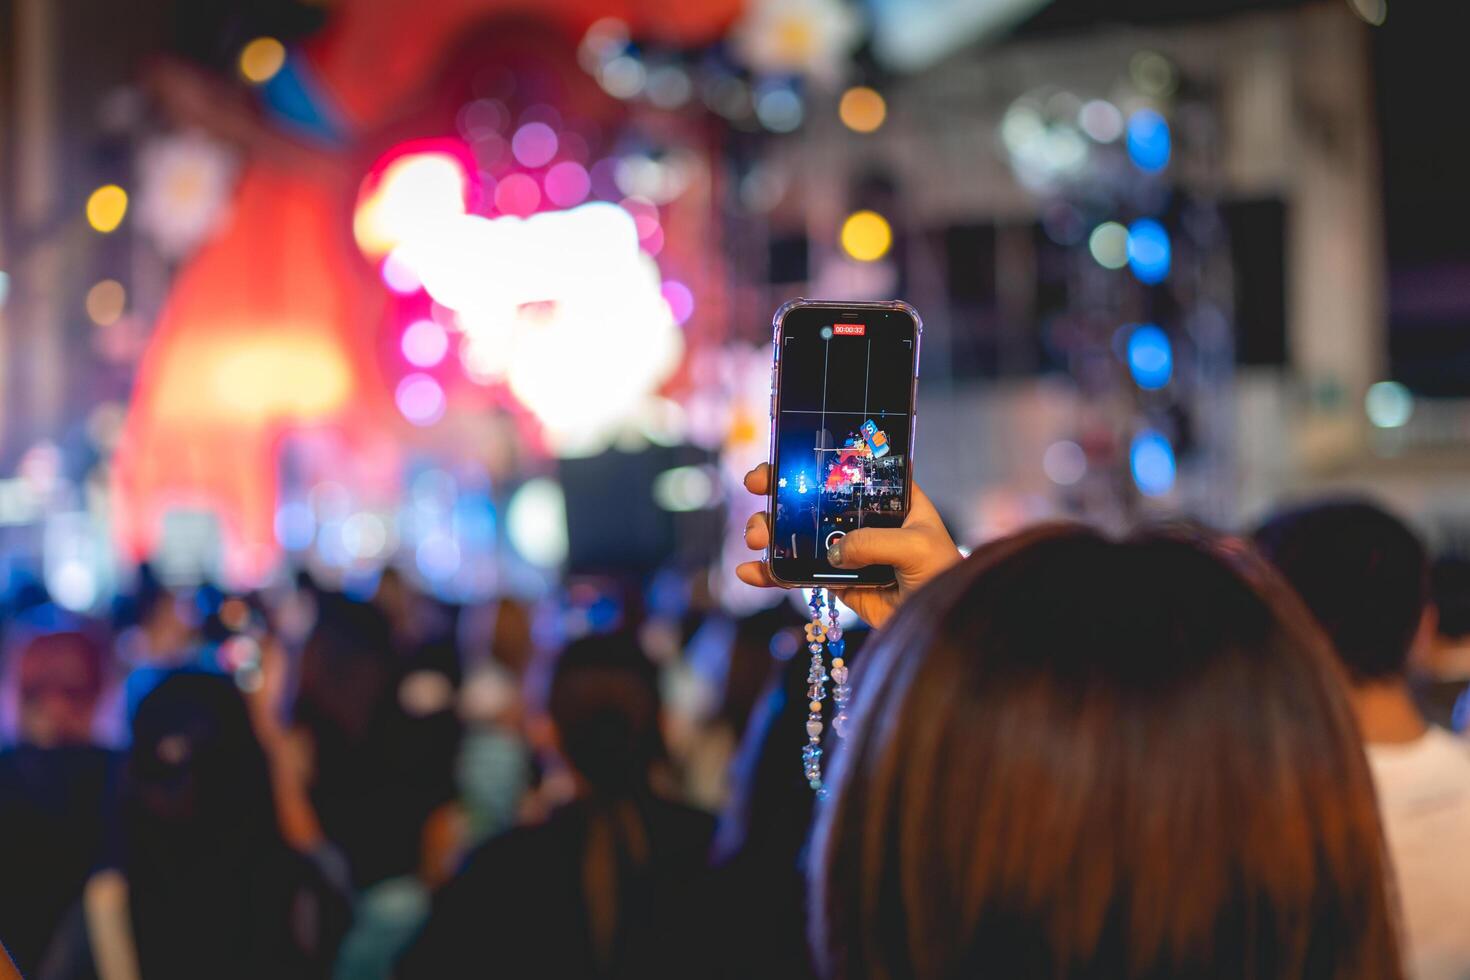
772 318 914 578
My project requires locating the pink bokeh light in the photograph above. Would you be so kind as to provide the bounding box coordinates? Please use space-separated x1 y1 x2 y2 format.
494 173 542 217
661 280 695 325
544 161 591 208
511 122 559 168
396 373 446 426
401 318 449 367
381 251 423 294
642 225 665 256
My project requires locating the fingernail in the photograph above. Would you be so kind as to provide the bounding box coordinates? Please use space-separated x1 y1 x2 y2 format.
827 540 843 565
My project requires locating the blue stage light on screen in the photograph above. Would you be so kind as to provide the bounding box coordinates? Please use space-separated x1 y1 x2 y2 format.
1127 219 1171 284
1130 430 1176 497
1126 109 1171 172
1127 324 1172 390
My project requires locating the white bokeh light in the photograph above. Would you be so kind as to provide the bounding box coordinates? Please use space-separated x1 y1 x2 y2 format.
399 202 683 456
507 478 569 568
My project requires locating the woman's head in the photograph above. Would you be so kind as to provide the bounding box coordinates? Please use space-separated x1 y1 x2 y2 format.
14 630 105 747
125 671 276 846
812 524 1400 980
547 631 664 797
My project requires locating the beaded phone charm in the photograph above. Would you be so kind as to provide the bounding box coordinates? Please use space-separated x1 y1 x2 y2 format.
802 589 851 796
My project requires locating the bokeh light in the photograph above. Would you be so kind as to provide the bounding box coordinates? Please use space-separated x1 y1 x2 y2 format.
838 86 887 133
755 85 804 133
381 251 423 294
646 66 693 109
1042 441 1087 485
507 478 568 567
353 150 470 259
401 202 682 454
458 99 509 140
395 373 446 426
274 501 315 551
86 184 129 233
1088 221 1129 269
416 532 462 581
840 210 893 262
704 76 751 120
544 161 591 208
621 197 661 242
1130 430 1177 496
579 17 630 72
1126 109 1172 172
600 56 647 99
47 559 97 613
1127 219 1172 284
652 466 717 512
1348 0 1388 25
85 279 127 326
1130 51 1177 97
401 319 449 368
341 513 388 560
494 173 542 217
511 122 559 168
1126 324 1173 389
1365 380 1413 428
238 37 287 85
661 280 695 325
1078 100 1123 143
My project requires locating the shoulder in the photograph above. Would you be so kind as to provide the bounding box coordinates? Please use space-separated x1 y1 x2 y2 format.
651 796 718 826
1427 727 1470 769
644 798 718 853
1368 728 1470 807
456 812 577 881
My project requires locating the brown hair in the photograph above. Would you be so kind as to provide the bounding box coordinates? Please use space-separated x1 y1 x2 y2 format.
811 524 1402 980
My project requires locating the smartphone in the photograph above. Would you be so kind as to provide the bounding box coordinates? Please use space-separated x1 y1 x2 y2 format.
766 299 921 589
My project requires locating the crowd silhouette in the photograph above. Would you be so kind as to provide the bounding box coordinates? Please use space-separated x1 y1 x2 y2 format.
1 483 1468 979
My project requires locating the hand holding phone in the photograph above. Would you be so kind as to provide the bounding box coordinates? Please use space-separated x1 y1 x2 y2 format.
734 299 962 627
735 462 961 628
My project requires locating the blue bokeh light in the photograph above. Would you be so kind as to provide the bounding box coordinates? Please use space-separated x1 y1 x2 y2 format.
1127 219 1172 284
274 501 315 551
1130 430 1176 497
455 491 498 546
1126 109 1171 172
1127 324 1173 390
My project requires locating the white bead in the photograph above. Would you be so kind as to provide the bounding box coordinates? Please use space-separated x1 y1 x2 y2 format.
806 720 823 737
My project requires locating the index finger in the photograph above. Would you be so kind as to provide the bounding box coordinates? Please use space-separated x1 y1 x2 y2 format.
743 462 770 496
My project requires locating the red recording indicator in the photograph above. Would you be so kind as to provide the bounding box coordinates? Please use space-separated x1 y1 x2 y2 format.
833 323 866 336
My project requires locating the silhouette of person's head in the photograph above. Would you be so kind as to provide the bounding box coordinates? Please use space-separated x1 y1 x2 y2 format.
1253 499 1428 682
16 631 104 748
547 632 664 798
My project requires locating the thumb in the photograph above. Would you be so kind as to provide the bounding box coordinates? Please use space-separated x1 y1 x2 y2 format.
827 527 920 571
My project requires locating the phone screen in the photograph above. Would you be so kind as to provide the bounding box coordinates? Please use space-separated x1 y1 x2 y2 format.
769 304 918 587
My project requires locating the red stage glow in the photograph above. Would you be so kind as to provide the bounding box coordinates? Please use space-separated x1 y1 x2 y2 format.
115 0 738 581
112 166 394 584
